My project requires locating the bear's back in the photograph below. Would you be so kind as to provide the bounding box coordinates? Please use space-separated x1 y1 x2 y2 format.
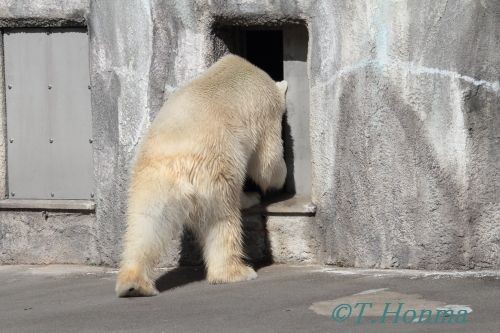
144 54 281 161
178 54 277 111
154 54 279 129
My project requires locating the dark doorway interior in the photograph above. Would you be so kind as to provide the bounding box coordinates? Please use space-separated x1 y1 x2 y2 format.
213 27 292 196
244 30 283 81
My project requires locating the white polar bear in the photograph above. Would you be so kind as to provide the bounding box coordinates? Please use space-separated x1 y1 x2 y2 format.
115 54 288 297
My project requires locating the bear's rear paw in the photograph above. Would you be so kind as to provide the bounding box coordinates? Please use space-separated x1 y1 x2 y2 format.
207 264 257 284
115 267 159 297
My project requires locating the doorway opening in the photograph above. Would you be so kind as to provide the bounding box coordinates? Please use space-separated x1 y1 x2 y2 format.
213 24 311 200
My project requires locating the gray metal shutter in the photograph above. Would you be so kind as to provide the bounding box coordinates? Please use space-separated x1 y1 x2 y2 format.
5 28 94 199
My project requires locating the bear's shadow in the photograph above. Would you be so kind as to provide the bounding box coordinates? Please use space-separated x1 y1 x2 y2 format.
155 265 206 292
155 220 273 293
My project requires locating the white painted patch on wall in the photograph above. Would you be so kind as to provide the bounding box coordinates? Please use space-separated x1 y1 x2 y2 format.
374 0 391 66
399 60 500 92
164 29 208 102
448 79 467 187
114 0 154 155
327 58 499 94
335 59 377 78
174 29 207 85
421 78 468 188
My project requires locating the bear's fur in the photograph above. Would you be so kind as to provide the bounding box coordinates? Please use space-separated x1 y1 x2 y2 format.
115 54 288 297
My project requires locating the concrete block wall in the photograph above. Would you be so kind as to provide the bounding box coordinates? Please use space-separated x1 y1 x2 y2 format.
0 0 498 270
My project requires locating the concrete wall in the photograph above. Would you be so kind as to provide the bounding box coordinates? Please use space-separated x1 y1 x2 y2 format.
0 0 498 270
323 0 500 270
0 1 100 265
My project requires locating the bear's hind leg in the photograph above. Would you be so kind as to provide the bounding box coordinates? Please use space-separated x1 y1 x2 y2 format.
203 211 257 284
116 184 182 297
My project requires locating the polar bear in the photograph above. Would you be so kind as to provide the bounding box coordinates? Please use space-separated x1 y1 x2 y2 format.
115 54 288 297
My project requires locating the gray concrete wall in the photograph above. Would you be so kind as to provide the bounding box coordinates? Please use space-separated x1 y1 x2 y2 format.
0 0 498 270
0 0 96 265
0 210 97 264
322 0 500 270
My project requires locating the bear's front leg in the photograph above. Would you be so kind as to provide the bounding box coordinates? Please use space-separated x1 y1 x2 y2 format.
247 125 287 194
203 211 257 284
116 262 159 297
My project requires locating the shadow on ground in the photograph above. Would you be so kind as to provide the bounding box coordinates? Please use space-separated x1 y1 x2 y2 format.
155 266 206 292
155 260 274 293
155 261 272 293
155 218 274 293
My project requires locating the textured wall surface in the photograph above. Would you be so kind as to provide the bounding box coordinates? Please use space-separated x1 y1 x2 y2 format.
0 0 96 265
0 0 498 269
323 0 500 270
0 211 97 264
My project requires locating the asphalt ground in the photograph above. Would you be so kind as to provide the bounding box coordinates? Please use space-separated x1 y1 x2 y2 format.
0 264 499 332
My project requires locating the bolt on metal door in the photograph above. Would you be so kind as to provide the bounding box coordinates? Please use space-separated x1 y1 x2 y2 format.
4 28 94 199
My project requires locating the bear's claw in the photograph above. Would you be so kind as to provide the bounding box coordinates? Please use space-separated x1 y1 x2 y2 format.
116 280 159 297
115 267 158 297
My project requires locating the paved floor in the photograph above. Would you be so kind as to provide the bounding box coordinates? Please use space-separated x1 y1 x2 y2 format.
0 264 499 332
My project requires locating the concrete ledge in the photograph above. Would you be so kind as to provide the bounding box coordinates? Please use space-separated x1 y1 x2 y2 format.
0 17 86 28
0 0 88 28
243 195 316 216
0 199 95 211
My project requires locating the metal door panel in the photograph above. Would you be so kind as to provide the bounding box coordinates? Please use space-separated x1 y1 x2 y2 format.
5 29 93 199
5 30 52 199
47 29 93 199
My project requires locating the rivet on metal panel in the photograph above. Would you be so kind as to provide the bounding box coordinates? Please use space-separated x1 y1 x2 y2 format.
89 139 93 144
9 138 14 143
50 193 55 198
7 85 12 89
48 85 52 90
90 193 95 198
10 192 15 197
49 139 54 143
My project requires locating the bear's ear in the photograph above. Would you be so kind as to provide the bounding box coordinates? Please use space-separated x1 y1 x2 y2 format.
276 80 288 96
